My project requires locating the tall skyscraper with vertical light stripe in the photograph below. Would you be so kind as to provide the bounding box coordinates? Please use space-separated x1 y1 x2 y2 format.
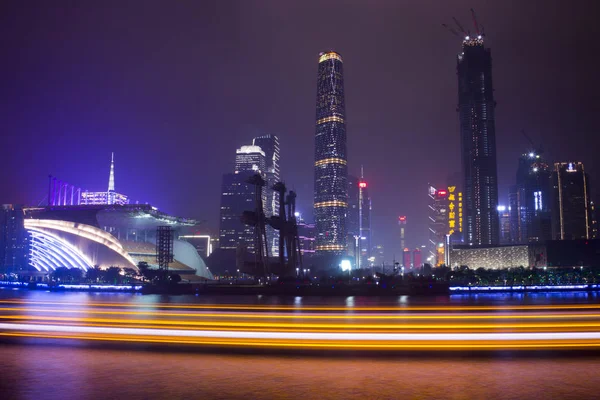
314 51 348 255
457 34 499 246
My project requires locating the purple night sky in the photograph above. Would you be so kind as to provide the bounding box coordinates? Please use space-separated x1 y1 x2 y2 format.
1 1 598 261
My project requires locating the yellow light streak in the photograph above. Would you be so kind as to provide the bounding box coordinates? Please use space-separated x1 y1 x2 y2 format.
3 307 600 320
4 315 600 331
5 299 600 312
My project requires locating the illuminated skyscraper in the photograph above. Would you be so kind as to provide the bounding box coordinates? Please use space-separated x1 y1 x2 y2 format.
358 177 371 268
552 162 591 240
347 173 372 268
346 175 360 262
398 216 407 254
314 51 348 256
428 185 448 265
497 205 512 244
219 144 267 253
509 151 552 243
218 171 256 252
457 34 499 245
412 248 422 270
252 135 281 256
0 204 28 271
235 145 266 174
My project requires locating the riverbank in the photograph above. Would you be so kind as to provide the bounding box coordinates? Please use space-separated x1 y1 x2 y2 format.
3 280 600 295
450 284 600 293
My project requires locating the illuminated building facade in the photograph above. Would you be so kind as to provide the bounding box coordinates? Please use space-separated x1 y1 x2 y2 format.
79 153 129 206
449 244 530 269
447 185 463 238
235 145 266 174
358 178 371 267
552 162 591 240
372 244 384 266
457 34 499 245
297 219 316 258
21 205 212 279
398 216 407 256
428 185 448 266
0 205 29 272
413 248 422 269
218 171 257 252
498 205 512 244
314 51 348 256
348 173 371 268
252 135 281 256
509 152 552 243
402 248 411 269
346 175 359 260
178 235 213 258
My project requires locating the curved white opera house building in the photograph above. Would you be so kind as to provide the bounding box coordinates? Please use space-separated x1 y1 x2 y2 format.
23 205 213 280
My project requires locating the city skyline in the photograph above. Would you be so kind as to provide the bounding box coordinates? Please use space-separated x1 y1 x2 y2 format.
1 1 598 259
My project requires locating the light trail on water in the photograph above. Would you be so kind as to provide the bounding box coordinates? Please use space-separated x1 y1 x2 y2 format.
2 299 600 351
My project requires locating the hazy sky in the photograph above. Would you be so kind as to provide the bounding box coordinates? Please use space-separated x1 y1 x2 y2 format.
2 0 598 260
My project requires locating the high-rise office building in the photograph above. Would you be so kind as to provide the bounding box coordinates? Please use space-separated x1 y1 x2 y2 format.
348 173 371 268
372 244 385 266
509 152 553 243
398 216 407 255
235 145 266 174
428 185 448 265
252 135 281 256
0 205 29 272
413 248 422 270
218 171 257 252
497 205 512 244
314 51 348 256
358 177 371 268
346 175 360 261
297 219 316 259
552 162 591 240
457 34 499 245
402 248 412 270
219 144 268 254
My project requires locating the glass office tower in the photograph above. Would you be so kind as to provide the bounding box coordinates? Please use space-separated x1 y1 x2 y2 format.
457 35 499 245
314 51 348 256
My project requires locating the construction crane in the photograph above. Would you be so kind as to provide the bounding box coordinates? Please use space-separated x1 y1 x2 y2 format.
452 17 468 35
442 23 460 37
470 8 481 35
521 129 544 155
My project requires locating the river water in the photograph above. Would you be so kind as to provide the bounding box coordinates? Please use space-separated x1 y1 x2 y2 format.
1 289 600 399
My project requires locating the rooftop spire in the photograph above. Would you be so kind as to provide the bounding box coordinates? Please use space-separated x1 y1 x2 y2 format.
108 152 115 192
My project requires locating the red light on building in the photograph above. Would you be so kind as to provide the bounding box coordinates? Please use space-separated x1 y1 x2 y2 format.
398 216 407 222
437 190 447 197
359 182 367 188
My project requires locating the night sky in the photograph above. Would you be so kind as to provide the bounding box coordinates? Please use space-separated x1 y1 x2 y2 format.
2 1 598 261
